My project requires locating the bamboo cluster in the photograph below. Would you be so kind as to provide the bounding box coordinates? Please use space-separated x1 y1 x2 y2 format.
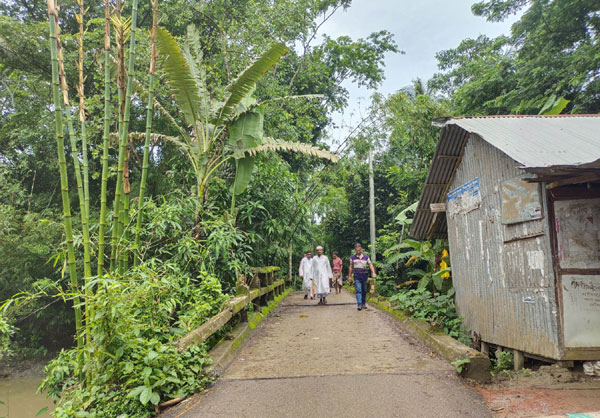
45 0 159 357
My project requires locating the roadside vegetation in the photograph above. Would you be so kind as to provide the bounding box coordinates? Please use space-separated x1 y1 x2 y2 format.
0 0 599 415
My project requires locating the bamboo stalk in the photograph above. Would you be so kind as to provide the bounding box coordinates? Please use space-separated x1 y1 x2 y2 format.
112 0 139 274
134 0 159 267
110 0 126 271
56 16 93 292
120 149 130 272
46 0 84 350
76 0 90 222
97 0 111 276
55 9 93 350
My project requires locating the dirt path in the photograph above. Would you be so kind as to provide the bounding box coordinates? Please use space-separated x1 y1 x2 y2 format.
164 290 490 417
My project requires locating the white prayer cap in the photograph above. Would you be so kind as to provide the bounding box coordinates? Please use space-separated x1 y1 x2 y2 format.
316 246 323 250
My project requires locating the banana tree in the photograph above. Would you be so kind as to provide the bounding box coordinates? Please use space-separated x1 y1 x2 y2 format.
384 238 451 291
155 26 338 223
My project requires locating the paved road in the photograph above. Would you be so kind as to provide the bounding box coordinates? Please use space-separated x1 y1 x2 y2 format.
164 290 491 418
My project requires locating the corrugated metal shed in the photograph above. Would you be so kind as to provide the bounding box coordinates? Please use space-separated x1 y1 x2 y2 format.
411 115 600 240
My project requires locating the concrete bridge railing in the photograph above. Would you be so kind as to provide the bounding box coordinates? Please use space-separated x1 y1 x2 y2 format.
176 266 285 353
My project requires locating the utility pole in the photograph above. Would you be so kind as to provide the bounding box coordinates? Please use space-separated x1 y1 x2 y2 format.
368 146 376 262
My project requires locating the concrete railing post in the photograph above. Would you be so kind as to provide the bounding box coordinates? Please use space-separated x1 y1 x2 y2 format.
235 273 249 323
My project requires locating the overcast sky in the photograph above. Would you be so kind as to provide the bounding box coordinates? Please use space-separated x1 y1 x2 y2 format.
318 0 519 145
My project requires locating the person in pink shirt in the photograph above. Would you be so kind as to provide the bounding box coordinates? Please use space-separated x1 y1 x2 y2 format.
331 252 343 294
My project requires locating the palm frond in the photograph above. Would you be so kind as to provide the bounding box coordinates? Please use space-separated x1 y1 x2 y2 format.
245 138 339 162
216 43 289 123
156 27 204 128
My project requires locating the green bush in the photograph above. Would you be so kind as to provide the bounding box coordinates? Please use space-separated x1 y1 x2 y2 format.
389 288 470 345
491 350 514 374
40 260 227 417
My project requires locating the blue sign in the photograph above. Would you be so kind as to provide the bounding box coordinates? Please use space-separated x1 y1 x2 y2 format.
447 178 480 202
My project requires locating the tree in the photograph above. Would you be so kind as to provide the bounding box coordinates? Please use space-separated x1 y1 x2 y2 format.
430 0 600 114
155 25 338 223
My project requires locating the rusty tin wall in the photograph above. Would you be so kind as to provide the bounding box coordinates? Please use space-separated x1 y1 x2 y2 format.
447 134 561 359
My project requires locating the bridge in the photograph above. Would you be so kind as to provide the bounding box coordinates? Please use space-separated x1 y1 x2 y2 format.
162 270 490 418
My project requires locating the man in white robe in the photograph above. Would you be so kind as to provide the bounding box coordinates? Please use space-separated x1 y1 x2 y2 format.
299 251 314 300
312 246 332 305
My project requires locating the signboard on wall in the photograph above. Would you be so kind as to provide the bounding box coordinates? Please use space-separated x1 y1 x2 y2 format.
562 275 600 347
501 175 542 225
447 178 481 217
555 198 600 269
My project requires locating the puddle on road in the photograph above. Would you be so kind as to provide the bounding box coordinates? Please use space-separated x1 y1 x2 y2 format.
0 376 54 417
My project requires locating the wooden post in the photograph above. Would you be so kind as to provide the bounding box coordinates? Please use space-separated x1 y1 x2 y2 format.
556 360 574 369
480 341 489 356
513 349 524 371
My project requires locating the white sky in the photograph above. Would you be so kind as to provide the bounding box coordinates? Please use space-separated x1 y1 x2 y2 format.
318 0 520 145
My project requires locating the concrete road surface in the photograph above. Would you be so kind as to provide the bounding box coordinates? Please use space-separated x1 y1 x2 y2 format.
163 290 491 418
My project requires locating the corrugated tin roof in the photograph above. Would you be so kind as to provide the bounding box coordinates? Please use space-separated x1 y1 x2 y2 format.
451 115 600 171
410 115 600 240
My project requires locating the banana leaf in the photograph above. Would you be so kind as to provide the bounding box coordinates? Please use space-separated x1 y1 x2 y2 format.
233 156 255 195
229 106 264 159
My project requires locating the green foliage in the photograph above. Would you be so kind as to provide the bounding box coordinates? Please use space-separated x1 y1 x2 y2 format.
317 84 449 265
451 358 471 375
538 94 570 115
156 25 337 208
492 350 514 374
389 288 470 346
383 239 451 292
0 315 15 360
43 344 211 417
2 0 400 412
431 0 600 114
40 261 225 417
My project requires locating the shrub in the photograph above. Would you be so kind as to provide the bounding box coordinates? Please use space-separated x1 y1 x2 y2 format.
389 288 470 345
40 260 227 417
492 350 514 374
